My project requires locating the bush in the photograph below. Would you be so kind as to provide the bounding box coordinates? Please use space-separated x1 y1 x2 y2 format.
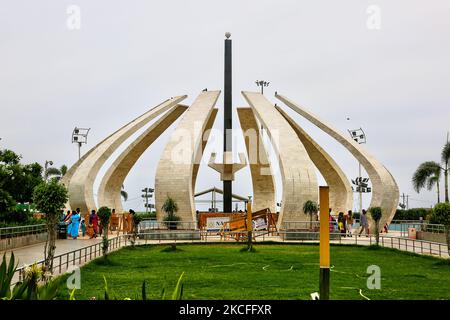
0 189 16 214
393 208 431 221
135 212 156 219
431 203 450 227
0 207 33 225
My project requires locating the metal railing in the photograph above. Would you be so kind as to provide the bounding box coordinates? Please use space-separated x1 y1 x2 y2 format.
14 236 124 285
138 220 198 231
0 224 47 239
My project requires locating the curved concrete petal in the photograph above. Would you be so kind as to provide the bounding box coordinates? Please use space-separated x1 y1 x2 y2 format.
241 91 318 228
192 109 218 192
97 104 189 213
276 94 400 229
237 107 276 213
155 91 221 223
67 96 187 214
276 107 353 215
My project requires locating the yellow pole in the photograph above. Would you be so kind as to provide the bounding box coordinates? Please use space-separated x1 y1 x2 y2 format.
319 186 330 299
246 198 253 250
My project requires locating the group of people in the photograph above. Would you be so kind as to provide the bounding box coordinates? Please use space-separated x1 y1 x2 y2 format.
61 208 102 240
327 209 388 237
61 208 135 240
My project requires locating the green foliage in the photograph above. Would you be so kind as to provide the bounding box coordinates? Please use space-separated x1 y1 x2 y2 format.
412 161 441 196
432 202 450 227
0 190 17 215
394 208 431 221
171 272 184 300
0 253 17 298
132 214 144 226
1 253 61 300
369 207 382 222
61 244 450 300
0 149 21 165
0 150 44 204
442 142 450 165
74 273 185 300
136 212 156 219
161 196 179 219
32 180 68 217
97 206 112 227
97 207 112 257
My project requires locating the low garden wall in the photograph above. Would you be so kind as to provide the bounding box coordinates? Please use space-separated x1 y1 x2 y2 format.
139 230 201 240
417 231 446 244
0 232 47 251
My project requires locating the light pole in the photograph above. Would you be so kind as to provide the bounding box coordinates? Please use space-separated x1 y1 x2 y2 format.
348 127 368 214
142 188 154 213
255 80 270 94
44 160 53 182
71 127 90 160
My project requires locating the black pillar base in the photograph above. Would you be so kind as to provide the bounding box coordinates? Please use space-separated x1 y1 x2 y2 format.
319 267 330 300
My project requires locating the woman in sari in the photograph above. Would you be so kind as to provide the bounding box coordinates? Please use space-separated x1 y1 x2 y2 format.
68 211 81 239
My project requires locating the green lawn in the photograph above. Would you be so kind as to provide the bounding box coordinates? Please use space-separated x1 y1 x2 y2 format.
58 243 450 300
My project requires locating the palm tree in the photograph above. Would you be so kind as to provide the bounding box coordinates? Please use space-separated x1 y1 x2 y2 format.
442 142 450 202
369 207 382 246
161 196 180 229
412 161 442 203
303 200 318 230
45 165 68 181
120 185 128 202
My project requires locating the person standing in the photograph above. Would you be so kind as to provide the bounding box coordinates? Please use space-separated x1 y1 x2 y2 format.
68 210 80 239
338 212 346 236
89 209 99 239
346 210 354 237
358 209 369 237
81 220 86 237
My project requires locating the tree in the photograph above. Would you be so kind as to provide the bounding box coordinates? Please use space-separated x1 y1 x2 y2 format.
97 206 112 258
303 200 318 230
431 202 450 256
442 142 450 202
46 165 68 181
412 161 442 203
0 149 44 204
369 207 382 246
161 196 180 229
32 180 68 274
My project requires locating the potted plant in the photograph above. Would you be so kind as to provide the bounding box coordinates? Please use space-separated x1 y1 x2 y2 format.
161 196 180 230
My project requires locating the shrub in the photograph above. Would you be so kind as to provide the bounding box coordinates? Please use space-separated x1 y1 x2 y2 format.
431 202 450 257
393 208 431 221
0 189 16 214
97 206 112 257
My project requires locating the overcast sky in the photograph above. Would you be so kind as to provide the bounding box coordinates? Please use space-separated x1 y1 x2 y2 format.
1 0 449 212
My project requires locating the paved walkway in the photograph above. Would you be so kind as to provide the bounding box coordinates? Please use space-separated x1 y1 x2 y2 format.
1 237 102 267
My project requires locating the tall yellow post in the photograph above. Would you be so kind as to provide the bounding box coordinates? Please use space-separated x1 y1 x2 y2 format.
319 186 330 300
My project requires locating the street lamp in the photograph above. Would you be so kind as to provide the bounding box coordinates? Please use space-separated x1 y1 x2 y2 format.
348 128 369 215
72 127 90 160
44 160 53 182
255 80 270 94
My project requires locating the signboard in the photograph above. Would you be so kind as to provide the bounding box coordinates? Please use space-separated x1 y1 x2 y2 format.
206 217 230 231
253 217 267 231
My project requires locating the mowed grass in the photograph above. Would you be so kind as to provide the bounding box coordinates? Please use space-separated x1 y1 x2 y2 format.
57 243 450 300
